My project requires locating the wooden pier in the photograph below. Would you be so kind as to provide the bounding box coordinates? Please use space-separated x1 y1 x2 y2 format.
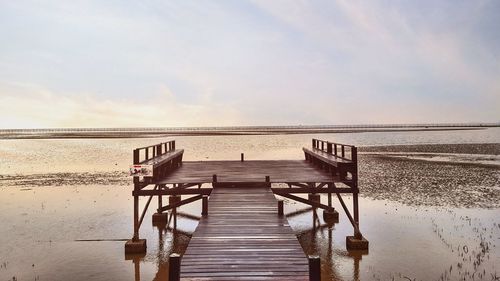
181 186 308 280
125 138 368 280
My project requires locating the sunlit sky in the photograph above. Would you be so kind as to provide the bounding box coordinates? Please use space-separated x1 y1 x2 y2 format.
0 1 499 128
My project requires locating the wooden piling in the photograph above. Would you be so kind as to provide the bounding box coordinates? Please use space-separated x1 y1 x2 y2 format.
308 255 321 281
278 199 284 216
201 195 208 216
168 253 181 281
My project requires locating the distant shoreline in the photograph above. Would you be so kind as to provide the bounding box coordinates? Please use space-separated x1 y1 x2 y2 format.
0 126 491 139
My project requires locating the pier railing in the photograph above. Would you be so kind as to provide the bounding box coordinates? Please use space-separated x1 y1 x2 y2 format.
312 139 357 162
133 140 176 164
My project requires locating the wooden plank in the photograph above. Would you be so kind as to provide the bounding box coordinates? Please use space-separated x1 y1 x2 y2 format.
180 187 308 280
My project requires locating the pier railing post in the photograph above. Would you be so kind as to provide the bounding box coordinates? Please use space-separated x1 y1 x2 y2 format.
308 255 321 281
277 200 284 216
168 253 181 281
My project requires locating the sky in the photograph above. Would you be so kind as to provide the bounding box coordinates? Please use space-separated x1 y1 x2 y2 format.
0 1 499 128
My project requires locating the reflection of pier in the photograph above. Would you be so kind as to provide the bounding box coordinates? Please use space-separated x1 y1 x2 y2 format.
125 138 368 280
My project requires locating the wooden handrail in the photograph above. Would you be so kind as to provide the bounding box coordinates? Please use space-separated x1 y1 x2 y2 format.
133 140 176 164
311 138 357 162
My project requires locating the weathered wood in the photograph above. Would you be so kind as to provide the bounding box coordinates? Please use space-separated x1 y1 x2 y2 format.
274 192 334 212
169 253 181 281
159 195 203 212
202 195 208 216
303 147 353 166
157 160 335 185
278 200 284 216
180 187 308 280
308 255 321 281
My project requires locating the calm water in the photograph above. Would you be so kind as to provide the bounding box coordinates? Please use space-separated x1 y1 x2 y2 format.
0 128 499 281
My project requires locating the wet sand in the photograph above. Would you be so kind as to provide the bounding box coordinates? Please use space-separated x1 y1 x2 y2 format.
0 186 498 281
0 138 499 280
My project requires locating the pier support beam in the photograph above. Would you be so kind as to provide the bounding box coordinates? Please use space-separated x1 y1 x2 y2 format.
125 183 147 254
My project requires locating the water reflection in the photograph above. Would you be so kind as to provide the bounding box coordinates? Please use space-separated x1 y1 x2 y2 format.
293 208 367 281
126 209 197 281
127 204 368 281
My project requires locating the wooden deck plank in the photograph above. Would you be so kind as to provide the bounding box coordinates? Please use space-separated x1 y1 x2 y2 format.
158 160 334 184
180 187 308 281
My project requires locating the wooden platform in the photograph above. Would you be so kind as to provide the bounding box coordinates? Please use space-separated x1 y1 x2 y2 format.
180 187 309 281
158 160 335 184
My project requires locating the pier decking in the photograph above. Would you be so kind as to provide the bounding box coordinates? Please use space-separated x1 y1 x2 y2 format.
181 187 308 280
125 138 368 280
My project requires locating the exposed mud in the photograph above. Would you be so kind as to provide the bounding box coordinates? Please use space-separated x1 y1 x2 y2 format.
359 143 500 155
359 155 500 208
0 171 129 187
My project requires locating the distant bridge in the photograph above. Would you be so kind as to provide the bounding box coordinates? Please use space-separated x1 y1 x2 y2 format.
1 123 499 138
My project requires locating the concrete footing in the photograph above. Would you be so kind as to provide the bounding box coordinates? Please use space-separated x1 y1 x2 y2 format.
125 239 147 254
346 236 369 250
323 209 339 223
169 195 181 205
308 193 320 203
152 212 168 225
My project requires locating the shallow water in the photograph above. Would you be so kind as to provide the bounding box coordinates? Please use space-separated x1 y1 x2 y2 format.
0 128 499 281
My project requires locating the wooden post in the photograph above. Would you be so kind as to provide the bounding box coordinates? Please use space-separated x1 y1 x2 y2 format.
353 191 360 238
173 207 177 229
334 144 337 156
212 174 217 183
133 149 140 164
158 188 163 212
134 257 140 281
308 255 321 281
312 139 315 149
168 253 181 281
327 143 332 154
277 200 284 216
202 195 208 216
133 191 139 240
265 176 270 187
172 141 176 150
352 146 357 163
241 153 244 162
341 145 345 158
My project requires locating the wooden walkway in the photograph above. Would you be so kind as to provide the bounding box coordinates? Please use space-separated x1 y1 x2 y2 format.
180 187 309 281
158 160 335 184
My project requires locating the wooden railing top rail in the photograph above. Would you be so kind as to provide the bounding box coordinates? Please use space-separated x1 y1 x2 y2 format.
312 138 355 148
311 138 357 162
133 140 177 164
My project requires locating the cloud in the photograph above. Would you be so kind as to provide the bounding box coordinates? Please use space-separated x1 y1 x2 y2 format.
0 1 498 128
0 82 243 128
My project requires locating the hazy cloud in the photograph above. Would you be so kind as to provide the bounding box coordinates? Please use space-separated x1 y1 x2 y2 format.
0 1 498 128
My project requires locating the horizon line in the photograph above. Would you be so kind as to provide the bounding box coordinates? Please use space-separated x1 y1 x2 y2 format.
1 122 500 132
